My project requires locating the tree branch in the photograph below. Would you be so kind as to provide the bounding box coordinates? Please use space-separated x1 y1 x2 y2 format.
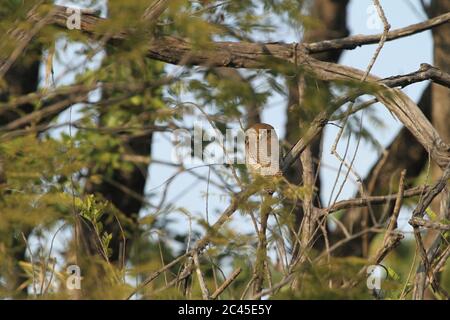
210 267 241 300
322 185 429 215
305 12 450 53
382 63 450 88
143 0 170 22
410 217 450 231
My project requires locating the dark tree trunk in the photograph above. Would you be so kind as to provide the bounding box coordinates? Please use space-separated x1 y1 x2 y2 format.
0 47 42 296
83 131 152 264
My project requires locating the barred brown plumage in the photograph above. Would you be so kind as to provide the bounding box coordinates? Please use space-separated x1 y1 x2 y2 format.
244 123 280 177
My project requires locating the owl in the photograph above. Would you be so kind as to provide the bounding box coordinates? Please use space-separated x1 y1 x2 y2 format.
245 123 280 176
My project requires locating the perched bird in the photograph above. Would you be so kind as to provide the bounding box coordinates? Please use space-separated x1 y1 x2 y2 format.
245 123 280 177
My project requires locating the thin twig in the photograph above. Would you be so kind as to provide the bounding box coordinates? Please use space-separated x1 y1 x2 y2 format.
362 0 391 80
384 169 406 240
252 193 272 297
193 251 210 300
210 268 242 300
21 232 37 298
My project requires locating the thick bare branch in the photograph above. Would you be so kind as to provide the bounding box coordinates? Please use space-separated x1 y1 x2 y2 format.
382 63 450 88
305 12 450 53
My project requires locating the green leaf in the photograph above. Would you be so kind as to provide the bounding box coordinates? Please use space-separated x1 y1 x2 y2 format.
426 207 438 221
387 267 400 281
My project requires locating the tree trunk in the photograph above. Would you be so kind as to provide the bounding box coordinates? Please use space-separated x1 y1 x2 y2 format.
285 0 349 253
0 47 41 296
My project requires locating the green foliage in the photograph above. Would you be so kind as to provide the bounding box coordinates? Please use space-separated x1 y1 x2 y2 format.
77 195 112 258
272 257 371 299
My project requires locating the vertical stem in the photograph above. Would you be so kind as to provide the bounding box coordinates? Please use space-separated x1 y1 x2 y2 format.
193 252 210 300
300 147 315 250
252 194 272 297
